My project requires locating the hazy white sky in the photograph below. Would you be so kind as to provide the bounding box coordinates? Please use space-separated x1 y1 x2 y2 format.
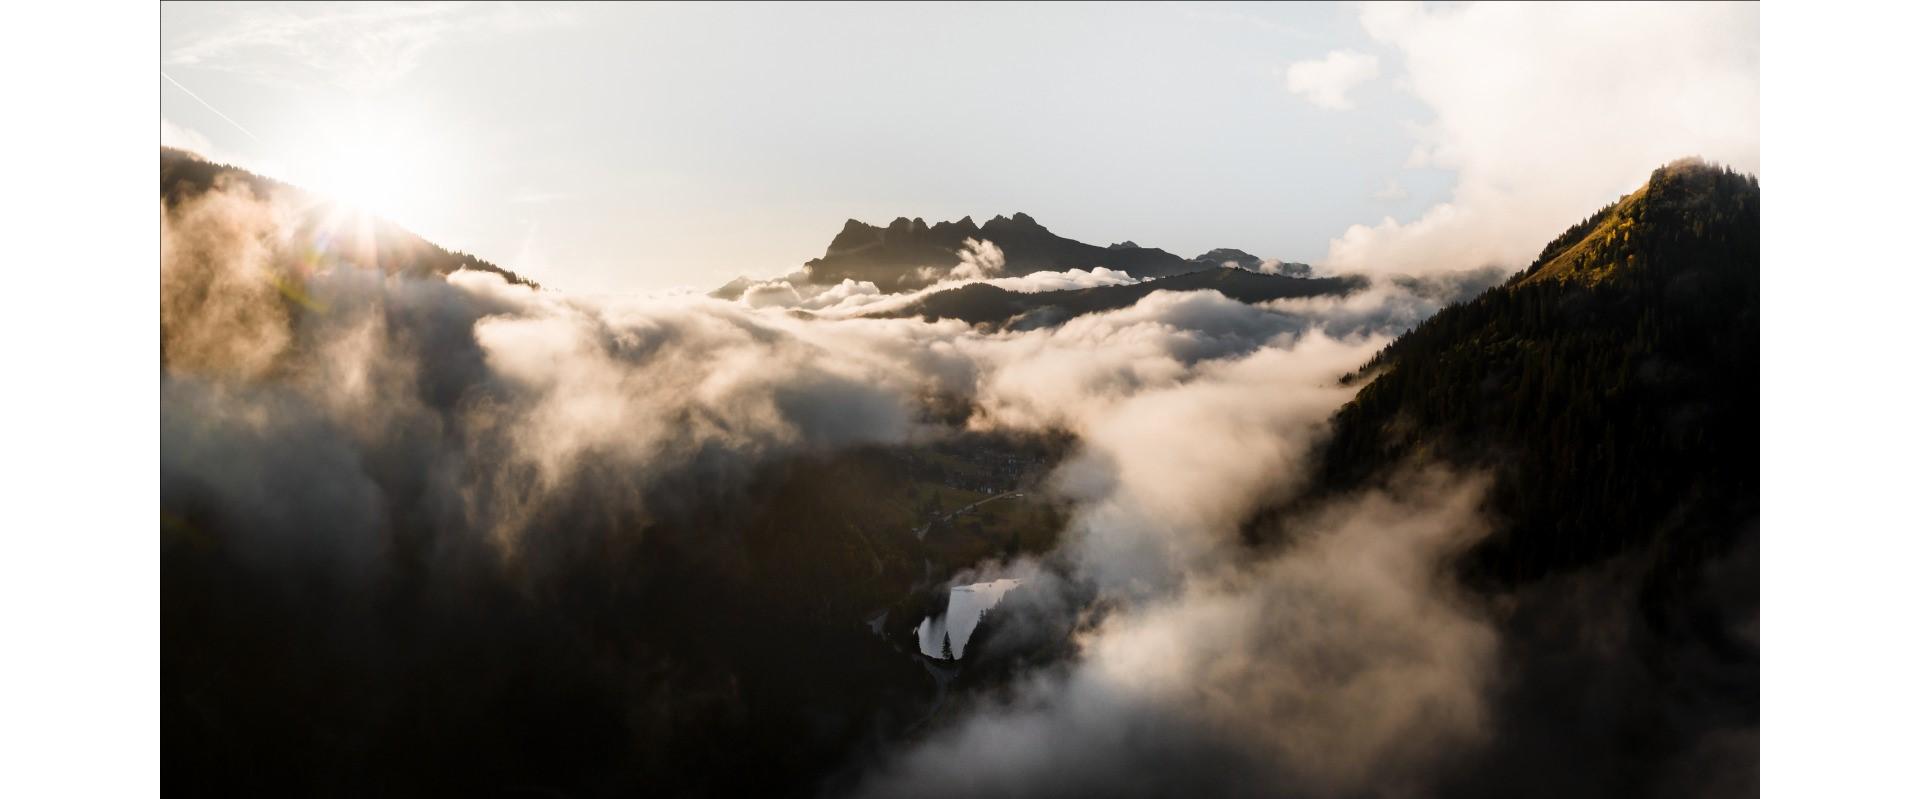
161 1 1758 294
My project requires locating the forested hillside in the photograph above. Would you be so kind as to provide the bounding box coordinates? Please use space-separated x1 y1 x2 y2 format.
162 148 536 287
1276 159 1759 797
1319 159 1758 583
880 266 1364 328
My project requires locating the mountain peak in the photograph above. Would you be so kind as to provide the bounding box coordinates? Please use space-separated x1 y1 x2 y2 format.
930 216 980 238
1516 158 1757 288
826 218 884 255
1195 247 1261 267
984 211 1043 229
798 211 1237 291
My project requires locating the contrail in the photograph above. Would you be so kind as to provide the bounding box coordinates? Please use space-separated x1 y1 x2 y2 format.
161 72 262 143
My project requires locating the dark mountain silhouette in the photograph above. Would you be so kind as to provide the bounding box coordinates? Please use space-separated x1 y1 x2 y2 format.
1263 158 1759 797
1193 247 1311 276
879 266 1365 329
161 147 536 288
792 211 1310 292
167 423 1075 796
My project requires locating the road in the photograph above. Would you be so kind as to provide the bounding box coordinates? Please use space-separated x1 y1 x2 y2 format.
912 491 1024 540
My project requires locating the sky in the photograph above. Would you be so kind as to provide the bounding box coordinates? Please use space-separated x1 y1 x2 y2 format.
161 1 1758 295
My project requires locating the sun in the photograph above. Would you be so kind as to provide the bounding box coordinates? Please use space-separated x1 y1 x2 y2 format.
285 108 445 230
302 133 430 225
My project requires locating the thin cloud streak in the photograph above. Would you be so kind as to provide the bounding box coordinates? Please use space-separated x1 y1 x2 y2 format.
161 72 262 143
164 1 574 92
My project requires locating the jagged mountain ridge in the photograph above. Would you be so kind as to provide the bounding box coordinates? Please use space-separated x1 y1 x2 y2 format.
790 210 1310 292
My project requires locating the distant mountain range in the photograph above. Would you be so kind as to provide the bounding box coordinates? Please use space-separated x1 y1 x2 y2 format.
168 148 1326 309
773 211 1310 293
878 266 1363 329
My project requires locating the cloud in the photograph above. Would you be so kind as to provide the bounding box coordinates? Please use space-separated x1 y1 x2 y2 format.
160 179 1463 577
159 178 295 380
1324 2 1758 276
715 239 1138 318
983 266 1135 294
1284 49 1380 111
831 280 1507 796
160 117 216 156
949 238 1007 282
156 178 1612 795
870 479 1493 798
161 117 284 177
161 184 974 564
164 2 574 92
839 265 1139 317
1372 178 1408 201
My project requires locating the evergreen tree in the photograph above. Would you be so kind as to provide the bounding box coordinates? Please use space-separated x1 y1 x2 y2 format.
941 631 955 661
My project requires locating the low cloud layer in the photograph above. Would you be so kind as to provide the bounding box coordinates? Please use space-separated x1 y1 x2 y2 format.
163 181 988 576
860 473 1494 799
162 179 1536 795
722 246 1141 319
851 298 1497 796
1324 1 1758 276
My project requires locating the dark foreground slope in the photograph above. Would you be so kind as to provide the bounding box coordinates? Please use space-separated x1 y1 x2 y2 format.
160 153 1077 796
882 267 1365 329
166 436 1069 797
1276 159 1760 797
